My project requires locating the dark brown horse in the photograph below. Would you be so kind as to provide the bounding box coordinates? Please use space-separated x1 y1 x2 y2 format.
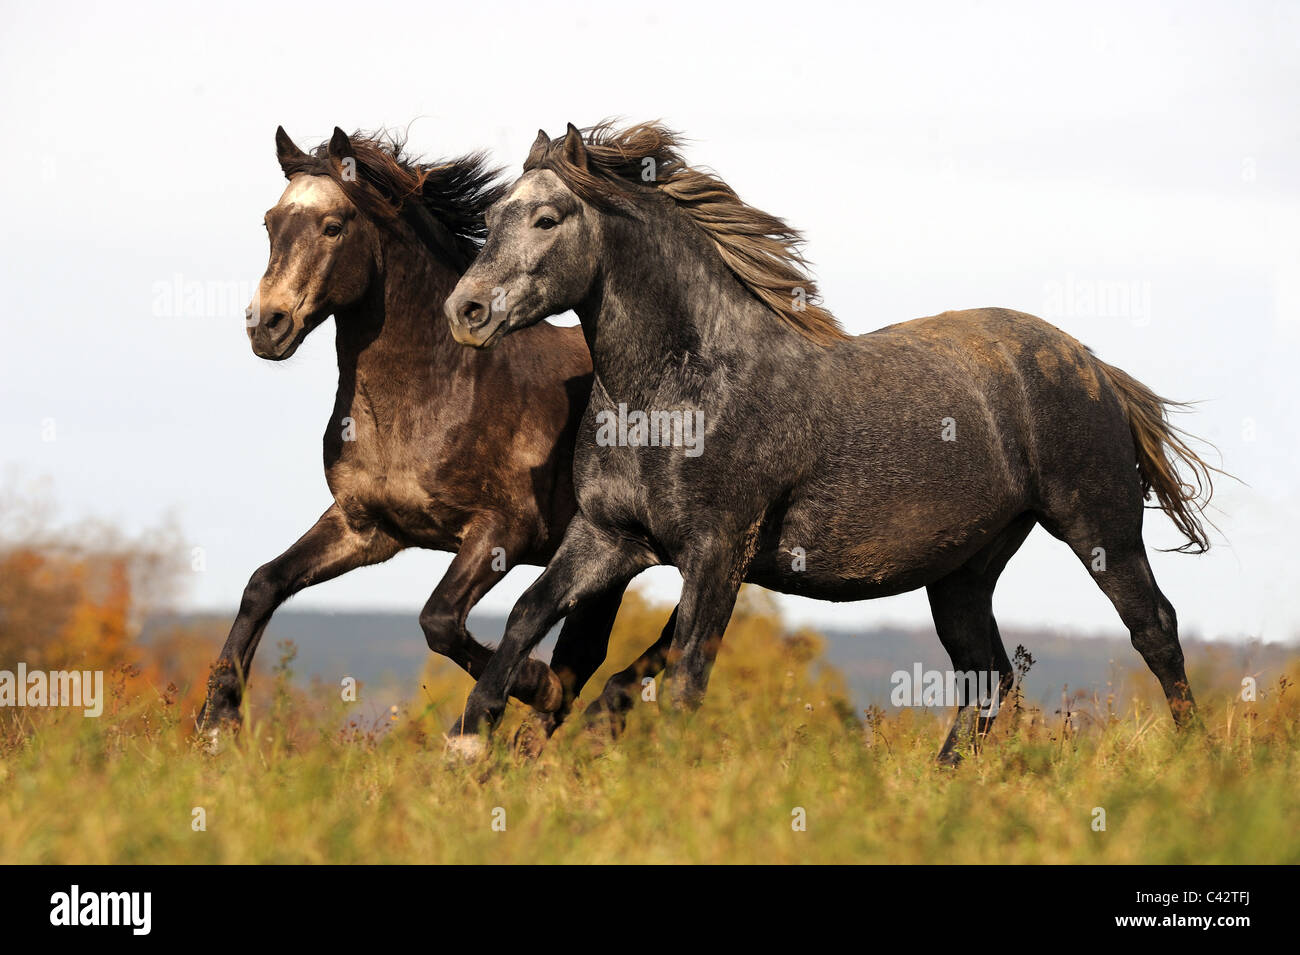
197 126 655 746
443 121 1219 763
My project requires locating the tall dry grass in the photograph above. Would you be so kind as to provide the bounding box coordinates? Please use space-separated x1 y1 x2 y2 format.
1 554 1296 863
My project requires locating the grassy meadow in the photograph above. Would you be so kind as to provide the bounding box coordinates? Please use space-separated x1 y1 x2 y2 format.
2 574 1297 865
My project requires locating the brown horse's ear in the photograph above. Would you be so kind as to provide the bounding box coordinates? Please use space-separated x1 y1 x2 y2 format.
275 126 308 178
559 123 588 171
328 127 355 163
327 127 358 182
524 129 550 169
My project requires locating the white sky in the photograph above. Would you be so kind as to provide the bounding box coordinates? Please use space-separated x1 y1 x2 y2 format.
1 0 1296 642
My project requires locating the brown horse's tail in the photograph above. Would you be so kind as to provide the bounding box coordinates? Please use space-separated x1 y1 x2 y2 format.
1094 360 1219 553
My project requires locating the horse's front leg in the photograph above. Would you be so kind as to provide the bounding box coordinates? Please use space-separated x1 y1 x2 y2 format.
418 519 562 711
446 515 654 757
198 505 399 744
538 581 630 732
661 535 755 711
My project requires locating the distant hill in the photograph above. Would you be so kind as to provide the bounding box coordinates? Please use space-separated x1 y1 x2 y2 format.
143 608 1297 715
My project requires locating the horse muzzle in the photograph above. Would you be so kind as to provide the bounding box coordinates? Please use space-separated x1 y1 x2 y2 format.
446 287 509 349
247 303 310 360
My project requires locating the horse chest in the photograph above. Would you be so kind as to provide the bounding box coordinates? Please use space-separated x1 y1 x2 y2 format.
574 438 708 550
324 448 458 545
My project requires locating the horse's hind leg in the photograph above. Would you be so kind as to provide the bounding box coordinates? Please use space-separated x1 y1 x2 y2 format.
581 607 679 737
1043 516 1196 727
419 521 562 712
198 504 400 740
929 515 1035 765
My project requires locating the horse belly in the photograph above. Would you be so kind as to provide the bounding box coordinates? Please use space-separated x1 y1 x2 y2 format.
751 485 1022 601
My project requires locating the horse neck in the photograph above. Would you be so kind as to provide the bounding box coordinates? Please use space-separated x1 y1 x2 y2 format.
577 203 794 399
334 229 466 400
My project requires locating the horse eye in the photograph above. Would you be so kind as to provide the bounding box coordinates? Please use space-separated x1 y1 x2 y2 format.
323 223 342 237
535 216 558 230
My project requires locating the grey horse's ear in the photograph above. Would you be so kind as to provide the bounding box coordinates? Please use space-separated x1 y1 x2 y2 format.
559 123 588 171
525 129 549 169
275 126 308 178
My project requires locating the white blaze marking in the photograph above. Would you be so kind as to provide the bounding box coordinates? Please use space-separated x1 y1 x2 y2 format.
278 175 346 211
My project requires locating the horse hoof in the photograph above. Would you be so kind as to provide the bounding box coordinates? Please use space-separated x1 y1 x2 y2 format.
444 734 489 763
512 714 552 759
197 727 223 755
194 711 239 755
535 669 564 714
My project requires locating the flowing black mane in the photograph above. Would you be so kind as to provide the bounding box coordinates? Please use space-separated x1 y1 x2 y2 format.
283 129 505 270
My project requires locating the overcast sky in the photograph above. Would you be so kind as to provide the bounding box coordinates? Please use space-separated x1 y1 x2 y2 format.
1 0 1297 643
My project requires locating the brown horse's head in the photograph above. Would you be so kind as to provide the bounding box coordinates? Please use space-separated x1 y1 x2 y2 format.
247 127 380 360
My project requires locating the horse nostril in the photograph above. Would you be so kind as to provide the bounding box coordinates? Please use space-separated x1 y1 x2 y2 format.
460 300 487 328
266 312 289 334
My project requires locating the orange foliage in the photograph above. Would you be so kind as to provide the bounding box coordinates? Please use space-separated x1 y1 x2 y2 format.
0 531 218 734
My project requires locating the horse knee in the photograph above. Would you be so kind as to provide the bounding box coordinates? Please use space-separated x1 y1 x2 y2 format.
500 595 558 651
419 606 463 655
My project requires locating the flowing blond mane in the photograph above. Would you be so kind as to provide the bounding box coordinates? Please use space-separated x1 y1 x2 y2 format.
529 121 846 345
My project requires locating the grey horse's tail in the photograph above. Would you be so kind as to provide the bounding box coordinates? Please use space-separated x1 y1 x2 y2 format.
1095 359 1220 553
